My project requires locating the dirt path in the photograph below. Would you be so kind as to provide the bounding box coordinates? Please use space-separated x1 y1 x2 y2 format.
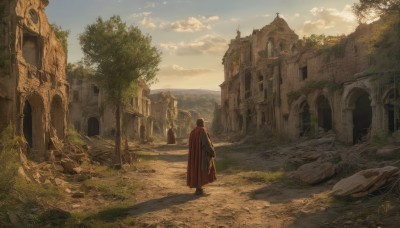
126 142 322 227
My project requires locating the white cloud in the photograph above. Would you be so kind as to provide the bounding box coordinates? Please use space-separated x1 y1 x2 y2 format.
299 4 357 35
170 16 220 32
159 64 212 77
159 34 228 56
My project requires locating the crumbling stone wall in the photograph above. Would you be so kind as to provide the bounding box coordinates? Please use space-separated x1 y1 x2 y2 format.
221 15 399 144
68 78 153 141
0 0 68 160
149 92 178 136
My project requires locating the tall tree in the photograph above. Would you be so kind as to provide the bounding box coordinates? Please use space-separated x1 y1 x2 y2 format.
79 16 161 167
353 0 400 22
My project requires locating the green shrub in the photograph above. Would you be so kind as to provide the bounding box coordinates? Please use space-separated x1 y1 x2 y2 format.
0 124 19 200
66 125 85 146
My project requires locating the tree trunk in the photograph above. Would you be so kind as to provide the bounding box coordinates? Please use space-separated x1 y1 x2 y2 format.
114 102 122 168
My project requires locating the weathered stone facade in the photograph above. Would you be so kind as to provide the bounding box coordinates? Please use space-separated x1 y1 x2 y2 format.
68 78 153 141
149 92 178 136
221 15 399 144
0 0 68 159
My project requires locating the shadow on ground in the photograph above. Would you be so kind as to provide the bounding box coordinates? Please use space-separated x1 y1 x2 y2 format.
86 193 198 222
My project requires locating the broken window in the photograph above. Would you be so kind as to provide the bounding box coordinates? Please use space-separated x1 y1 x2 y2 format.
23 32 41 67
299 66 308 80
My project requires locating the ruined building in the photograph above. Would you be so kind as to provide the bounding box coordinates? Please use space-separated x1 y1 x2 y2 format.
68 76 153 141
221 15 399 144
0 0 68 159
149 92 178 136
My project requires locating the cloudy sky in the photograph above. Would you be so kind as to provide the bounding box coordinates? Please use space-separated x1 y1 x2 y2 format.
46 0 359 91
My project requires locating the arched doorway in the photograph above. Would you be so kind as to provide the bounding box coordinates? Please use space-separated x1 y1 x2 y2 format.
23 94 45 151
50 95 65 139
87 117 100 137
352 91 372 144
316 96 332 132
300 102 311 137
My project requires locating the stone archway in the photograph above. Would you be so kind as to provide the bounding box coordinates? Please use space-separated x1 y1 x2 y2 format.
87 117 100 137
23 94 45 152
316 95 332 132
50 95 65 139
349 89 372 144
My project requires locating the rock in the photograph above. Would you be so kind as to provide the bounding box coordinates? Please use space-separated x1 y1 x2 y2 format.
39 208 71 226
376 147 400 157
17 167 31 183
72 167 83 174
53 163 64 172
332 166 399 197
295 161 336 184
54 178 66 186
61 158 77 174
72 192 85 198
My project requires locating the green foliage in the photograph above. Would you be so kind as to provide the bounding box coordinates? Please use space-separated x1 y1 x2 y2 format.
371 129 389 146
66 61 95 81
367 13 400 72
66 125 85 146
353 0 400 23
0 125 19 200
241 171 284 184
50 23 69 55
287 80 342 104
176 93 220 123
79 15 161 105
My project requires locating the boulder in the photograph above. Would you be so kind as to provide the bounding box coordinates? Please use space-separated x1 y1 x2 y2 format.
332 166 399 197
295 161 336 184
376 147 400 157
61 158 77 174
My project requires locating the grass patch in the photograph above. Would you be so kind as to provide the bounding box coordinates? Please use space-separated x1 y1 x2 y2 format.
82 177 141 200
66 125 85 146
136 151 158 162
241 171 284 184
215 156 239 173
66 202 137 227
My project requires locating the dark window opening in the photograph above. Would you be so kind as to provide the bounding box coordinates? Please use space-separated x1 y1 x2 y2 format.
299 66 308 80
317 96 332 132
93 85 100 95
353 93 372 144
88 117 100 137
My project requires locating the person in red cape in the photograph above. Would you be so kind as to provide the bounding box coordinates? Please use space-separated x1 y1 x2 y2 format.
167 127 176 144
187 118 216 195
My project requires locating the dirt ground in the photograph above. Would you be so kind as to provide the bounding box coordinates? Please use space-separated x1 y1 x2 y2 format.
47 138 400 227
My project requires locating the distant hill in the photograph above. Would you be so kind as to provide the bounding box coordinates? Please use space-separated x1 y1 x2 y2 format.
151 89 221 123
151 89 220 97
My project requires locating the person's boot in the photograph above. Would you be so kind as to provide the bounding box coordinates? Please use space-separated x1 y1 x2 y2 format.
195 187 203 195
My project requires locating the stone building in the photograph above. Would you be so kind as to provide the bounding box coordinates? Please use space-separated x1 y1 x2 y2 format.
68 77 153 141
0 0 68 159
149 91 178 136
221 15 399 144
